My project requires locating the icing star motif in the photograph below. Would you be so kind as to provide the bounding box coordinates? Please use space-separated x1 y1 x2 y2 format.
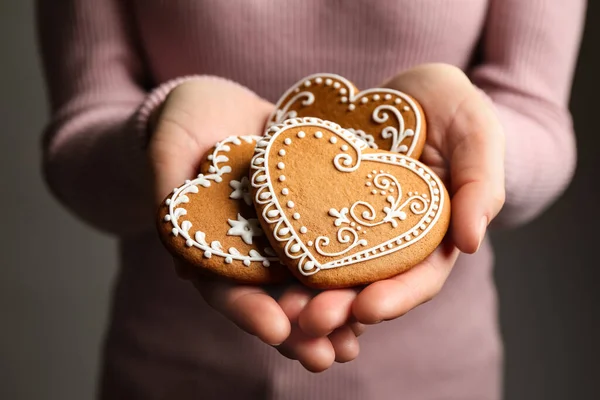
229 176 253 205
227 214 264 245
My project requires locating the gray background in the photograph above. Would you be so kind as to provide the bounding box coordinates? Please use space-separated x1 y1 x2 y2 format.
1 1 598 399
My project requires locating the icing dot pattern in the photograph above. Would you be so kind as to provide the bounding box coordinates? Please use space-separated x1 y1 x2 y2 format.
268 75 424 157
250 117 442 276
274 76 415 116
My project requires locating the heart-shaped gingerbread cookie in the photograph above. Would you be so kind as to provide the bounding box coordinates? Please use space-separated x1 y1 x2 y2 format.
157 136 288 284
251 118 449 289
267 73 426 158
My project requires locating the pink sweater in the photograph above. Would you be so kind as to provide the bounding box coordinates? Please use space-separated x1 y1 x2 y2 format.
37 0 585 398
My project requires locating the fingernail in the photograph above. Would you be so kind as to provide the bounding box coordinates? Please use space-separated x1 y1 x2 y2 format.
477 217 488 251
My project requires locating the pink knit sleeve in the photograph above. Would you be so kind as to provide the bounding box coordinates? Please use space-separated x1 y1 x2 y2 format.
36 0 194 235
469 0 586 227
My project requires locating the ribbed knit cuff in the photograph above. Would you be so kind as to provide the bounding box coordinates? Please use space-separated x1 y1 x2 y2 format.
135 75 202 149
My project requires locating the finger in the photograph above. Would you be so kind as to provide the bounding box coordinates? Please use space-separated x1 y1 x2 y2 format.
383 63 505 253
298 288 359 337
328 326 361 363
349 320 367 337
446 91 505 252
277 326 336 373
277 285 315 324
352 239 459 324
193 278 291 346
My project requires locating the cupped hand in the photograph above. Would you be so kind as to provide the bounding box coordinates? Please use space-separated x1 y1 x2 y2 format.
295 63 506 355
147 77 363 371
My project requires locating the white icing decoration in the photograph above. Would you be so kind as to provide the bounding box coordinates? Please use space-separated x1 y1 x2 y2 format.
181 220 192 233
297 131 306 138
284 138 292 145
361 97 368 104
273 91 315 123
346 128 378 149
315 77 323 84
279 175 286 182
277 162 285 170
229 176 252 206
227 214 264 245
250 117 443 276
293 213 300 220
279 149 286 156
267 74 423 156
304 261 315 270
195 231 207 245
281 188 289 195
330 137 338 144
287 201 295 208
163 136 277 266
374 105 416 154
315 131 323 138
329 208 351 226
330 172 430 229
315 227 368 257
300 226 308 234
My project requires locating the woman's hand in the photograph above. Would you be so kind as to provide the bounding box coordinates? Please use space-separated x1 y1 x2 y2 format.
147 77 363 372
148 78 274 203
295 63 506 367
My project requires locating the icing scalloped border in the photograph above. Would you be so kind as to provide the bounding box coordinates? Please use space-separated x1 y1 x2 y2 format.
163 136 277 267
251 117 444 276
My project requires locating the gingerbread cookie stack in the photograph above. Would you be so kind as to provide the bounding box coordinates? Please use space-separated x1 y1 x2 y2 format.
157 73 450 289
